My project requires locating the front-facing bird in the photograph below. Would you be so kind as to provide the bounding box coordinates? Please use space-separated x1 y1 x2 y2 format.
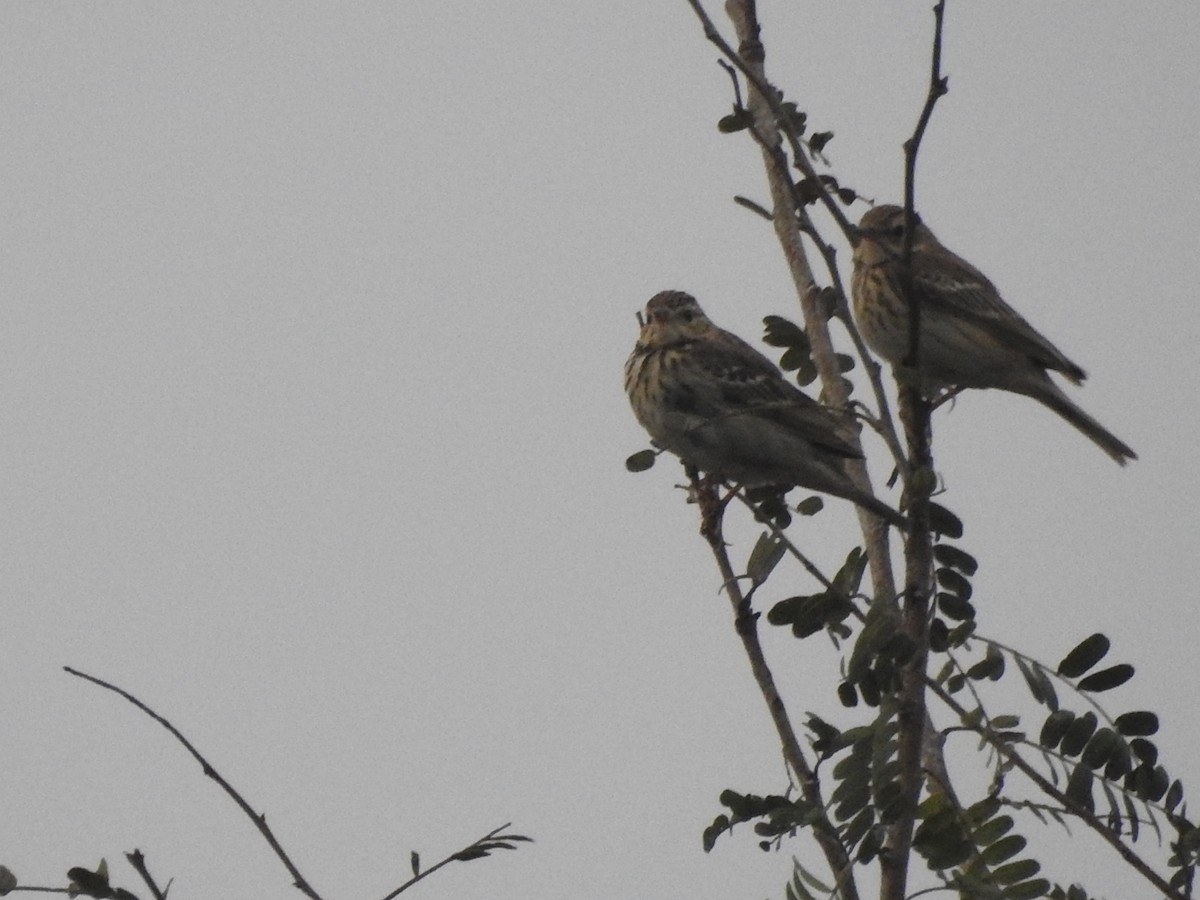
851 204 1136 465
624 290 905 528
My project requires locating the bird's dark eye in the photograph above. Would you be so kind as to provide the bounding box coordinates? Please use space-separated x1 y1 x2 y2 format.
890 223 905 238
680 310 695 322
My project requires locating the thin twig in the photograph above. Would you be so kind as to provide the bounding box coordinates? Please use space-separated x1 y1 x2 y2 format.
63 667 325 900
883 5 949 900
125 850 169 900
377 824 529 900
695 478 860 900
903 1 949 230
685 0 857 238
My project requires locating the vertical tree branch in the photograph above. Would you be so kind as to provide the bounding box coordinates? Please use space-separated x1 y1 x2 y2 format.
711 0 897 603
881 6 948 900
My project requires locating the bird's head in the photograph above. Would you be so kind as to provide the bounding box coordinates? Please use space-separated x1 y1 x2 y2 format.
637 290 713 343
853 204 939 264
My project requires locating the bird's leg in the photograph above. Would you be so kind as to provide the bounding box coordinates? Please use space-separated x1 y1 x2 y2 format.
691 468 733 541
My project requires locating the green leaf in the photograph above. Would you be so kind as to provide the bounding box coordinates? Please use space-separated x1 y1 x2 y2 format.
929 618 950 652
837 681 858 707
1065 763 1095 813
762 315 808 349
858 670 881 706
1165 779 1184 813
937 593 975 621
780 102 808 136
625 449 657 472
0 867 17 897
796 495 824 516
67 866 110 895
1060 711 1098 757
795 861 831 895
856 824 885 862
1057 633 1109 677
1077 664 1134 692
746 533 786 585
717 111 750 133
410 851 420 877
1013 656 1043 705
947 620 977 647
1081 728 1120 769
841 806 876 848
1114 711 1158 736
992 858 1041 884
809 130 834 154
1130 737 1158 766
965 796 1003 825
1014 656 1057 711
832 547 868 596
847 608 901 681
1104 737 1133 780
703 814 731 852
967 654 1003 681
795 359 818 386
1039 709 1074 750
981 834 1027 865
1004 879 1052 899
779 345 811 371
927 502 964 539
933 543 978 575
768 591 854 638
972 814 1015 846
935 567 972 599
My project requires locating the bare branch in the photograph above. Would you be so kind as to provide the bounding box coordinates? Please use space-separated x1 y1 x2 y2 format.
882 6 949 899
64 666 325 900
694 475 861 900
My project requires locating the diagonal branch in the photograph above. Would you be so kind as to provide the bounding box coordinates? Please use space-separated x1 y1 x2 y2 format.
696 477 861 900
64 666 325 900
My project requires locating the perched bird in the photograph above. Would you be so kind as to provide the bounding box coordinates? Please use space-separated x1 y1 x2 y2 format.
625 290 905 528
851 204 1136 465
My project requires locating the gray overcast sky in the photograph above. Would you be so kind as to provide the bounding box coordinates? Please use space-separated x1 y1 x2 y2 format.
2 3 1198 899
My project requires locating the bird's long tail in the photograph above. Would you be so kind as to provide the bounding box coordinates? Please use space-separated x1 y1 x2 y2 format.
1031 380 1137 465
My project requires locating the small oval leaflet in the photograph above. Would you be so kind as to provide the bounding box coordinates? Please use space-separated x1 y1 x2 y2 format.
1038 709 1074 750
1057 632 1110 678
1077 663 1134 693
1114 711 1159 737
625 449 657 473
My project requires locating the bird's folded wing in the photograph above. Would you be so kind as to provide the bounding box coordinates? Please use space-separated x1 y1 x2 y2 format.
915 256 1087 382
687 334 863 459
